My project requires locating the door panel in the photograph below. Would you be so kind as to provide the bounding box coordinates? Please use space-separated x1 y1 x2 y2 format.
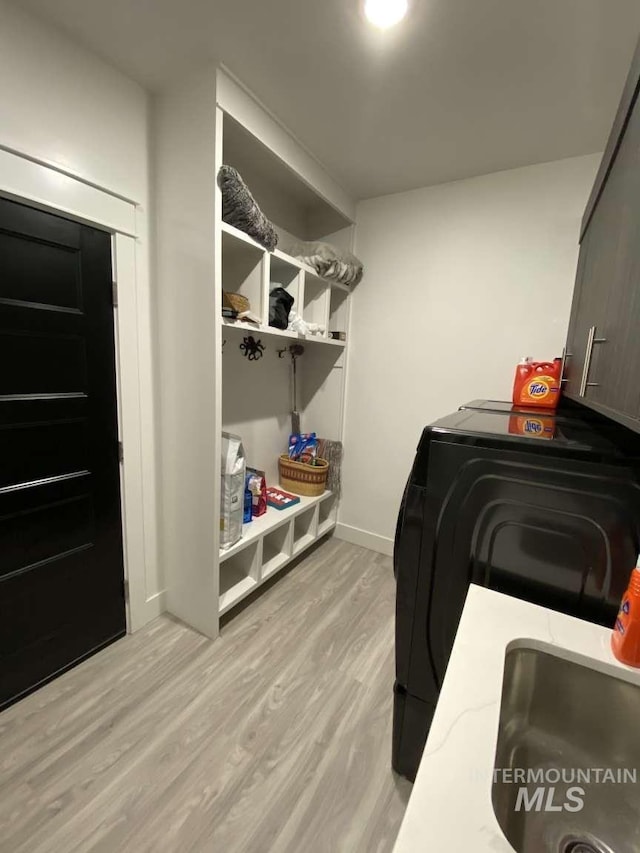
1 420 90 487
0 230 82 310
0 491 95 579
0 197 125 709
0 330 88 394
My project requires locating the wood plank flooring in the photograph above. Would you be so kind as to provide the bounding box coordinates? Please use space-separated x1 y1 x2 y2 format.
0 539 412 853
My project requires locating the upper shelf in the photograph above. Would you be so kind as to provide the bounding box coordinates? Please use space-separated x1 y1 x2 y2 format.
220 101 354 240
220 220 264 253
221 318 345 347
220 222 349 292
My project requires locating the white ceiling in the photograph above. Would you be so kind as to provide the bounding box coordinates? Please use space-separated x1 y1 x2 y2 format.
18 0 640 199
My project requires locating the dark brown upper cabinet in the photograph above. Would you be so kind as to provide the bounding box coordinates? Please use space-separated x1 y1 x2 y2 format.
564 36 640 431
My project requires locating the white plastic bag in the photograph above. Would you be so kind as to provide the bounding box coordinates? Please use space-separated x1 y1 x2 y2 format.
220 432 246 549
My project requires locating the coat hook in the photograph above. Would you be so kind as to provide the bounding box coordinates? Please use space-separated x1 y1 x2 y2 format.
277 343 305 360
240 335 265 361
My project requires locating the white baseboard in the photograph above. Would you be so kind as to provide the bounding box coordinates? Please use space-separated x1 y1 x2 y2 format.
334 523 394 557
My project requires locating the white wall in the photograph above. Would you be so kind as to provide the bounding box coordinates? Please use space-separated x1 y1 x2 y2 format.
0 1 162 622
153 69 219 638
339 154 601 553
0 1 148 201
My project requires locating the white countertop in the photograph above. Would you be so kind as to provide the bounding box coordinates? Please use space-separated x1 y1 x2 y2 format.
392 584 640 852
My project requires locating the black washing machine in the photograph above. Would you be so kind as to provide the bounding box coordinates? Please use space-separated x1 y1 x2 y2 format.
393 400 640 780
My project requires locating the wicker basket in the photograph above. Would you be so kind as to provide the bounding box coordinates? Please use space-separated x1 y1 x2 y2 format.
223 290 250 314
279 455 329 497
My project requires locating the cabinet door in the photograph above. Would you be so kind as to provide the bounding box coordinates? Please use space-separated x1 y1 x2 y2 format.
581 94 640 422
564 85 640 426
563 228 612 401
563 228 593 397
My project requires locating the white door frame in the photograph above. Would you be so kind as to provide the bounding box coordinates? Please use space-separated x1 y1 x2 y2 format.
0 146 160 632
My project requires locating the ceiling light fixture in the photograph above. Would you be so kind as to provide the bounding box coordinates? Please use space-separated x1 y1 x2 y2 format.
364 0 409 29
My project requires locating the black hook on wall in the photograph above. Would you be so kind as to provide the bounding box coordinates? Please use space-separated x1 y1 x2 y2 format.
277 344 305 360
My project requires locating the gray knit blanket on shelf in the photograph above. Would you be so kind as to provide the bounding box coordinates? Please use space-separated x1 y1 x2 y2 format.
217 165 278 252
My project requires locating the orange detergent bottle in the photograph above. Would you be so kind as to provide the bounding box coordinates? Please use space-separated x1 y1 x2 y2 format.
611 557 640 668
512 357 562 409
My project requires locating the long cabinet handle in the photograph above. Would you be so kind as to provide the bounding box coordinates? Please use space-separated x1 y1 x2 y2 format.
560 346 572 384
579 325 607 397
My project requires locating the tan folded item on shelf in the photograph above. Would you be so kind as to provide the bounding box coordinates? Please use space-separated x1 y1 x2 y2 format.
223 291 250 314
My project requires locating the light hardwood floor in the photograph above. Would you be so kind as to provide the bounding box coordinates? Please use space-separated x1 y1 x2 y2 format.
0 539 412 853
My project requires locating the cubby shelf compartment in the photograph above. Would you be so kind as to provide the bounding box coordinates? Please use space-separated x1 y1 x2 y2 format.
270 253 302 289
293 505 319 556
221 227 264 315
329 287 349 339
303 272 330 334
262 522 293 579
219 541 260 616
318 493 338 537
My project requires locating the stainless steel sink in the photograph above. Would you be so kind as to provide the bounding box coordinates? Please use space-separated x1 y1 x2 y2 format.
492 642 640 853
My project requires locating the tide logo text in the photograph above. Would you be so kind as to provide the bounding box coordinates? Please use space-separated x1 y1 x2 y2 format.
527 382 549 397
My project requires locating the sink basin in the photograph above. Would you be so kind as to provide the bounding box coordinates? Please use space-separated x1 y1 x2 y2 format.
492 641 640 853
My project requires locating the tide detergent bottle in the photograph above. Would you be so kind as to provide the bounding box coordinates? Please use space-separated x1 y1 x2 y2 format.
512 357 562 409
611 556 640 668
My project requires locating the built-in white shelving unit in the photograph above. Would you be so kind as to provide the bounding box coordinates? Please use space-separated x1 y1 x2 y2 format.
155 65 356 639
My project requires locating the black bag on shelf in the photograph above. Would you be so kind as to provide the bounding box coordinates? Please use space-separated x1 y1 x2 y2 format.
269 287 294 330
